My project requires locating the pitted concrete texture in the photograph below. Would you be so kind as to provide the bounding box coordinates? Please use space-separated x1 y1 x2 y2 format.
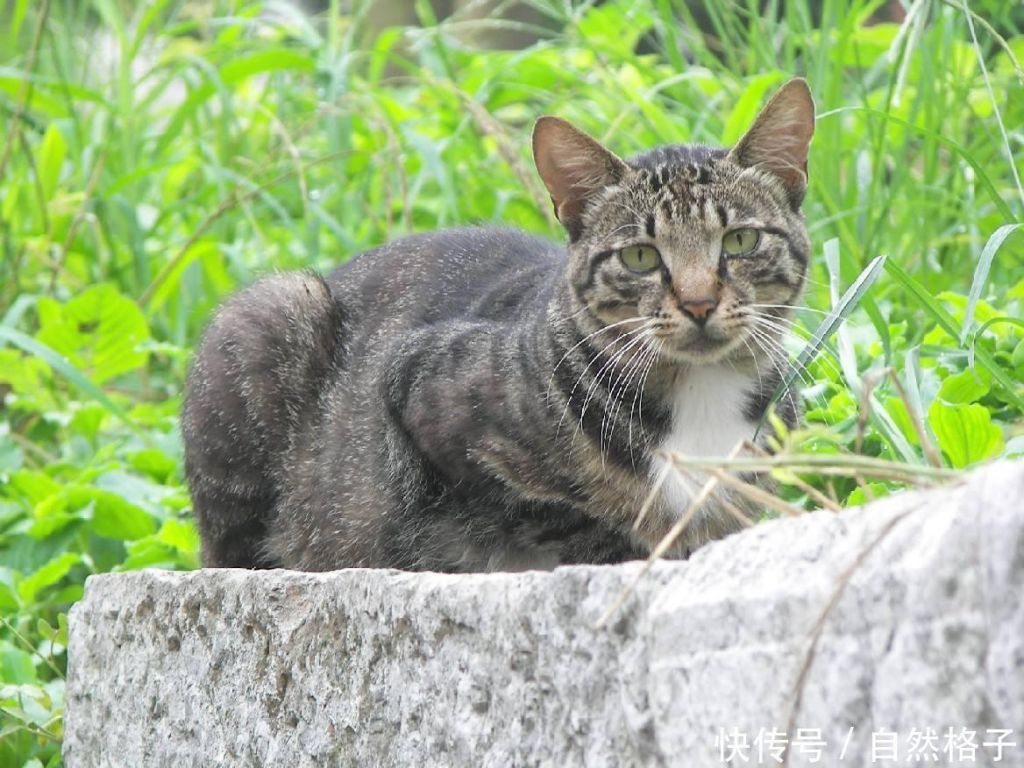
64 461 1024 767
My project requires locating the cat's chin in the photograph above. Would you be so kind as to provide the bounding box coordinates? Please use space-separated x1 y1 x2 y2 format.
658 334 744 365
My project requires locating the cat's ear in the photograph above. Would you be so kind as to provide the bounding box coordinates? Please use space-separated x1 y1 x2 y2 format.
533 117 629 240
728 78 815 208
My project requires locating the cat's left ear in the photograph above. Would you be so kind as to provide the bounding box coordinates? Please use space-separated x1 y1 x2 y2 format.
533 117 629 240
728 78 815 208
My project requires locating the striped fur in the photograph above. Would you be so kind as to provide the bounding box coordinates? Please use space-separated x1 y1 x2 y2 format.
183 79 815 571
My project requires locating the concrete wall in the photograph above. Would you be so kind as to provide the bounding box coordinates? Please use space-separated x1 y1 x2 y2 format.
64 461 1024 767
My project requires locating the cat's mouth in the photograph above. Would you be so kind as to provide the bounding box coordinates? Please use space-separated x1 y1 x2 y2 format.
683 335 729 353
655 326 745 363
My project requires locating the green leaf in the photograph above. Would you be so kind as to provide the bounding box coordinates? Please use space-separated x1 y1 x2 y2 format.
144 240 219 312
26 509 79 540
884 396 918 446
0 426 24 478
0 349 54 408
35 124 67 201
886 260 1024 411
94 470 176 518
126 448 177 482
35 618 54 643
90 0 126 40
157 518 199 555
833 22 900 68
722 72 785 144
575 2 654 56
36 284 151 384
16 552 80 603
937 368 990 404
0 570 18 612
6 0 29 45
928 401 1005 469
758 251 887 435
0 327 137 429
89 490 157 541
0 641 36 685
845 482 895 507
9 471 61 506
0 680 61 728
48 584 84 605
1012 339 1024 369
56 613 68 647
68 402 107 442
117 541 183 571
839 106 1015 222
961 224 1022 344
155 49 317 156
220 49 316 83
117 518 199 571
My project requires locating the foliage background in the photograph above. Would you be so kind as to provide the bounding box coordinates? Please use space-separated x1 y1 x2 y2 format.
1 0 1022 764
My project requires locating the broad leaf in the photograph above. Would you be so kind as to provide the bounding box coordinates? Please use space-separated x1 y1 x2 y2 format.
36 284 150 384
937 368 990 404
17 552 80 603
928 401 1005 468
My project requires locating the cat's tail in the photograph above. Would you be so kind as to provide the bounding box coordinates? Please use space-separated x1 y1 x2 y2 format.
182 271 342 567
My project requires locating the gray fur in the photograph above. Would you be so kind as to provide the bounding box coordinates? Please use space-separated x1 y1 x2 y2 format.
183 79 815 572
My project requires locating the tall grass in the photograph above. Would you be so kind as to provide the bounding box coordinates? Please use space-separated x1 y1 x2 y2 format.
1 0 1022 763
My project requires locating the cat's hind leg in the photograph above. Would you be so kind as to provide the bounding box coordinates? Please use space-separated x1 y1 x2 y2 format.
182 272 342 567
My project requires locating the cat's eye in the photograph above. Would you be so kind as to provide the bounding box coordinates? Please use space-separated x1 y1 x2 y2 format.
618 245 662 273
722 228 760 256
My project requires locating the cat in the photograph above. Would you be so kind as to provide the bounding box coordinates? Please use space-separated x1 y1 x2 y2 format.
182 78 814 572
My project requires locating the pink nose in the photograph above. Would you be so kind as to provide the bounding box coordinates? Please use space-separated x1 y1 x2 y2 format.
680 298 718 325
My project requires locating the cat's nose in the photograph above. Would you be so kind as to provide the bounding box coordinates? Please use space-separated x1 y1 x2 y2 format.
680 298 718 325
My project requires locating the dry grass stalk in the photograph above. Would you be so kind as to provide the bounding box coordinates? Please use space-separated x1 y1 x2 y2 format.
717 494 756 528
0 0 50 180
597 438 959 627
881 368 944 468
595 442 744 629
745 441 841 512
138 151 349 306
661 453 958 483
686 463 806 518
632 461 673 532
780 506 917 766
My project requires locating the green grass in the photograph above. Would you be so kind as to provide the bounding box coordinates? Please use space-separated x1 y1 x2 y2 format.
1 0 1022 763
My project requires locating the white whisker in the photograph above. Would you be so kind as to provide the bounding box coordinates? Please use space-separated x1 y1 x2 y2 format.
559 321 656 443
748 303 829 316
577 327 657 460
624 341 662 466
600 332 652 458
546 315 649 403
604 334 661 463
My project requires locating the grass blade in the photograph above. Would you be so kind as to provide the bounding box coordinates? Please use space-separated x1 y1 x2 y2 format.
886 259 1024 411
758 254 887 435
817 106 1016 223
960 223 1022 345
0 326 136 430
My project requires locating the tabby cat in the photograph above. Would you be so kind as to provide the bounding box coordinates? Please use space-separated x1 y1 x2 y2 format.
182 78 814 572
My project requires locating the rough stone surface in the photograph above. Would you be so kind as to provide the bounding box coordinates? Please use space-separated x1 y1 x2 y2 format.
65 461 1024 767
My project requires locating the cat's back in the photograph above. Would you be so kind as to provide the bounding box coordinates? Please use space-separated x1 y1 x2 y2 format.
325 227 563 331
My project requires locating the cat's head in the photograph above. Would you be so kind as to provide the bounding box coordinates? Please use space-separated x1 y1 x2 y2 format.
533 78 814 364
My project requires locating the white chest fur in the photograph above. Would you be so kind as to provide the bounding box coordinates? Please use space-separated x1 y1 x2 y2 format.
653 365 757 517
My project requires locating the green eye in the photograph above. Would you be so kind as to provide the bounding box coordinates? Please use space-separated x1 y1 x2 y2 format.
722 228 760 256
618 244 662 273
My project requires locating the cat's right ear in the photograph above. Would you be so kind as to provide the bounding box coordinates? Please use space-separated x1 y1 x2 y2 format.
533 117 628 240
727 78 815 208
